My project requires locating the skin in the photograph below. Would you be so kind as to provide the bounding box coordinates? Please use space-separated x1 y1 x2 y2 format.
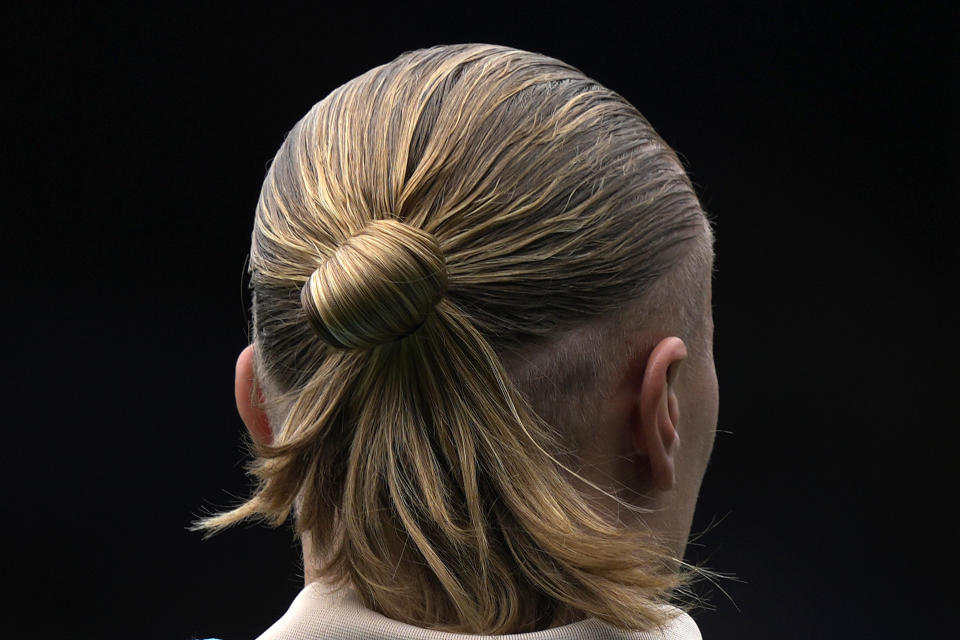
233 246 718 577
582 256 718 559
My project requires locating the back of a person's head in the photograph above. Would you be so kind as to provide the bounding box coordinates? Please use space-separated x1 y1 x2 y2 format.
198 43 716 635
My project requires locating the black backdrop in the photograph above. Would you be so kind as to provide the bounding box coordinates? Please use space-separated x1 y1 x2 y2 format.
7 2 954 639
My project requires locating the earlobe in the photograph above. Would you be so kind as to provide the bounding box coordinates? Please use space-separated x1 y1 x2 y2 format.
633 337 687 491
235 344 273 446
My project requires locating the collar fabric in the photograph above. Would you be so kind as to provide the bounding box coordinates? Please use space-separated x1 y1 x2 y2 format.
254 582 702 640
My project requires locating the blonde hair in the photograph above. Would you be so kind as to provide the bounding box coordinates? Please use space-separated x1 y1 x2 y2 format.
197 44 714 634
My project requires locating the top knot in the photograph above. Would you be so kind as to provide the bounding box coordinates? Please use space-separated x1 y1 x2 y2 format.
300 218 448 350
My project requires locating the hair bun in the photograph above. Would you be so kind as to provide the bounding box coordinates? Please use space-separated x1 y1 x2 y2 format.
300 218 448 349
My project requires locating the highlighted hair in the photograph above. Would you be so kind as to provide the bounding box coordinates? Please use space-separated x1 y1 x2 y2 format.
197 44 713 633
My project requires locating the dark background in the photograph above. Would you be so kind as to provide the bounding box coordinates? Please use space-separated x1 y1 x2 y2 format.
7 2 954 639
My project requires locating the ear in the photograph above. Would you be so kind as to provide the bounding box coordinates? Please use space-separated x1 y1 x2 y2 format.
632 337 687 491
235 344 273 446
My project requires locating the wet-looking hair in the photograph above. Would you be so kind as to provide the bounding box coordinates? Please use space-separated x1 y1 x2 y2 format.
197 43 715 634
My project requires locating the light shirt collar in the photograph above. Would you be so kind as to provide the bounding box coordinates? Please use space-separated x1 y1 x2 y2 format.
256 581 702 640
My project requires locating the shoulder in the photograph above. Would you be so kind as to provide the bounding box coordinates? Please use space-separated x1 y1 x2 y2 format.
647 606 702 640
